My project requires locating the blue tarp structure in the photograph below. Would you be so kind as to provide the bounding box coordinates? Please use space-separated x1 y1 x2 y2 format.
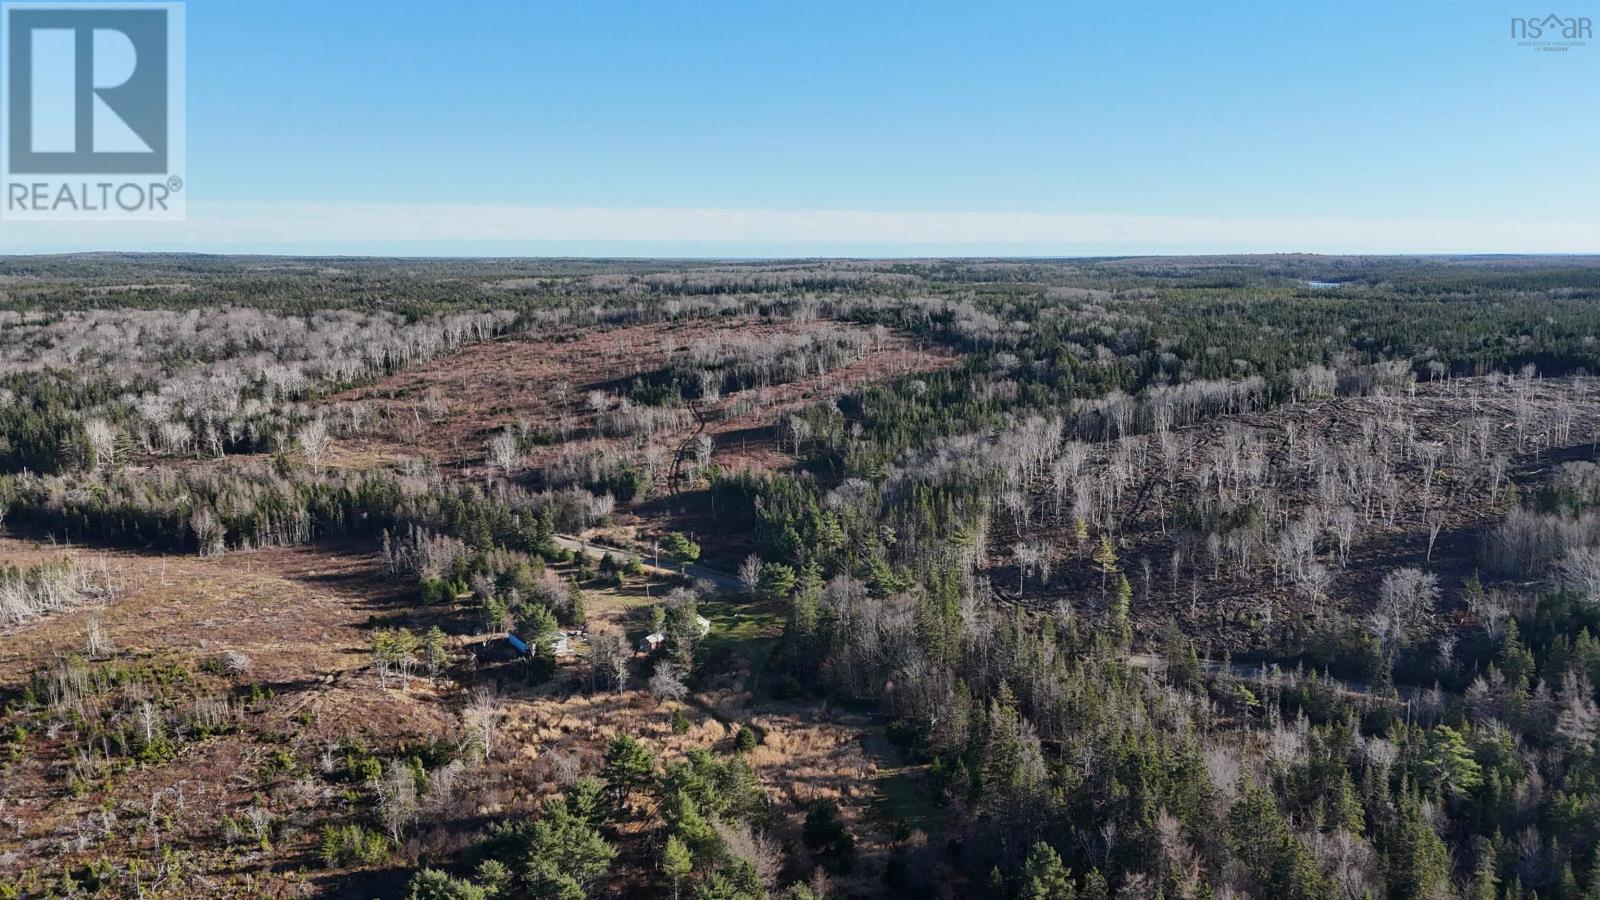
506 633 530 655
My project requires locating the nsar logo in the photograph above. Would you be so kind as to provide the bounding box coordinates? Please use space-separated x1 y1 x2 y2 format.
1510 12 1592 52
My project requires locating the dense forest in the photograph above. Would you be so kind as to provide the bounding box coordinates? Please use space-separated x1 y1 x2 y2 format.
3 254 1600 899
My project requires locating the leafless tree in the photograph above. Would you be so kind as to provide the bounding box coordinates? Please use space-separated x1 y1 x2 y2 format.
591 631 631 692
462 688 503 760
189 507 225 557
488 429 520 475
649 661 688 703
85 614 114 660
378 760 419 841
739 554 762 596
222 650 254 676
1371 568 1439 650
1556 672 1600 748
714 820 783 891
83 418 117 470
1557 546 1600 606
295 418 332 469
1425 509 1448 562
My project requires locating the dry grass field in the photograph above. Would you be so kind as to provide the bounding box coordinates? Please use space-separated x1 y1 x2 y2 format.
0 539 466 897
321 317 958 475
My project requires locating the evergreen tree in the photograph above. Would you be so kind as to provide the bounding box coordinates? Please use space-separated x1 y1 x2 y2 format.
1424 725 1483 800
663 835 693 900
758 562 798 603
521 798 616 899
516 603 560 657
1109 573 1133 649
1019 841 1076 900
1388 795 1452 900
1093 535 1120 588
601 734 656 812
407 869 488 900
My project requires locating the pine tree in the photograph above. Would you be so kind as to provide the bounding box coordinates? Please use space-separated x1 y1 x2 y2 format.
1080 868 1109 900
1497 619 1535 687
1557 864 1580 900
1423 725 1483 799
422 625 449 678
1583 855 1600 900
1328 767 1365 835
790 557 823 636
1109 573 1133 649
979 684 1026 802
407 869 487 900
1467 855 1498 900
1019 841 1076 900
516 603 560 657
758 562 798 603
522 798 617 898
1093 534 1120 588
663 835 693 900
601 734 656 812
1388 795 1451 900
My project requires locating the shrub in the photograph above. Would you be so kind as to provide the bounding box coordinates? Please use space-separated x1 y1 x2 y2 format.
734 724 761 754
406 868 486 900
321 823 389 868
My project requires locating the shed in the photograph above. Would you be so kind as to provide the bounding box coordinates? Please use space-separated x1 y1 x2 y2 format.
508 633 571 656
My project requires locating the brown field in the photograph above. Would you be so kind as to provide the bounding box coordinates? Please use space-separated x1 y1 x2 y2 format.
0 539 464 897
0 539 409 688
321 317 959 474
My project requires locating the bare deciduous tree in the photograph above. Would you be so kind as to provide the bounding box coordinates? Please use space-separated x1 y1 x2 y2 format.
739 554 762 597
296 419 332 469
488 429 520 475
649 661 688 703
590 631 631 692
83 418 117 470
462 687 503 760
378 760 419 841
1371 567 1440 650
1557 546 1600 606
189 506 225 557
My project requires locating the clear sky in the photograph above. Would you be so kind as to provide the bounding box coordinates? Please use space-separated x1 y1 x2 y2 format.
4 0 1598 256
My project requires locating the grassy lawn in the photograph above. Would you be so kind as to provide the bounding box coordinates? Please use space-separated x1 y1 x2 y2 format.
570 569 783 663
697 595 785 668
870 768 947 839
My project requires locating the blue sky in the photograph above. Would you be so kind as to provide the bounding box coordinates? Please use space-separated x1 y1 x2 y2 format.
5 0 1599 255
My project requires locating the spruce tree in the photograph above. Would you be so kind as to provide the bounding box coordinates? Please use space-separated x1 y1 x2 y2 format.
1019 841 1076 900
